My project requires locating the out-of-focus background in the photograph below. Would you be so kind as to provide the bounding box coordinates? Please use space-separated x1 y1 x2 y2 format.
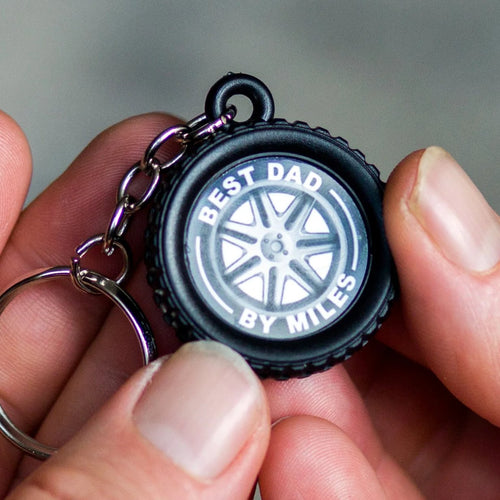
1 1 498 208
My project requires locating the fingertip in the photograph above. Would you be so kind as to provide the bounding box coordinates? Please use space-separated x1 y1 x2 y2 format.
386 148 424 188
11 342 269 499
260 415 387 499
0 110 32 247
133 341 269 481
385 146 500 274
383 148 423 237
411 146 500 273
0 110 32 165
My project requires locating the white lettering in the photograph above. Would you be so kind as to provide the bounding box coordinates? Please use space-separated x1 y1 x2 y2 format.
307 308 320 326
239 309 277 334
337 273 356 291
239 308 258 329
316 302 336 320
268 162 284 180
283 165 302 185
259 315 277 334
303 171 322 191
237 166 255 185
326 287 348 309
207 188 228 209
268 163 324 192
198 206 218 226
222 176 241 196
286 312 309 334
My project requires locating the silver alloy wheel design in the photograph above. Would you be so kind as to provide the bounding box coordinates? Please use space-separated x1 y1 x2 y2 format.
146 74 395 378
217 185 345 310
186 156 369 340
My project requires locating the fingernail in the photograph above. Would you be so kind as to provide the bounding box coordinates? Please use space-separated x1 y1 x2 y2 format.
410 146 500 272
133 341 265 480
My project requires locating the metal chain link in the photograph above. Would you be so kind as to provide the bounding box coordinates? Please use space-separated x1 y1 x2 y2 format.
90 105 236 278
0 105 237 463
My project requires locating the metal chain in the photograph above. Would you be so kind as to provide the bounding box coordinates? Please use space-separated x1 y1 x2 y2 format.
73 105 236 286
0 105 239 462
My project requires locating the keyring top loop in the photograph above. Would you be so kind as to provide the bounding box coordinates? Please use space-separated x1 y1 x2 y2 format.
0 266 157 460
204 72 275 123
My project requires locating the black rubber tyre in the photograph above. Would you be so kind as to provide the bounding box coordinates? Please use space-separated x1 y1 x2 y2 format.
146 119 395 379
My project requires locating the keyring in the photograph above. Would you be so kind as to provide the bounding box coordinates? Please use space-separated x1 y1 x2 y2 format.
146 73 396 379
0 266 156 460
0 72 395 460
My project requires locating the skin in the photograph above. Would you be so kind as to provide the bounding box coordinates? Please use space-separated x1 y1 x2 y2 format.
0 111 498 498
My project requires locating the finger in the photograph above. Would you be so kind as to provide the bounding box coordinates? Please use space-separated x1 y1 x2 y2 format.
0 110 34 485
0 111 32 251
264 365 382 463
0 112 179 285
264 359 438 494
345 341 463 474
259 415 422 499
8 342 270 500
0 113 179 486
383 146 500 424
16 260 180 480
264 334 472 496
346 342 500 497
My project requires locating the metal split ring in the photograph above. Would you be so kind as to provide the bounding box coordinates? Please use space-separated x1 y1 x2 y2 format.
73 234 131 286
187 106 236 143
0 266 157 460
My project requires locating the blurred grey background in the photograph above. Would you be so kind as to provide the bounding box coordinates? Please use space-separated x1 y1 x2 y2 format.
0 0 498 211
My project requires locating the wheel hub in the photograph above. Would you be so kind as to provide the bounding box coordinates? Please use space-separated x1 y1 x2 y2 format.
261 232 290 262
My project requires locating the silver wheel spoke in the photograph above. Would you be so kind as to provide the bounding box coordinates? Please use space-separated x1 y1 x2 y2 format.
249 189 279 229
289 259 322 293
221 219 263 241
218 225 258 247
283 196 315 233
296 233 339 257
264 266 287 309
224 255 261 285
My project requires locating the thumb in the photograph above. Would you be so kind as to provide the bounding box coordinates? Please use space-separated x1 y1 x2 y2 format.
9 342 270 499
384 146 500 423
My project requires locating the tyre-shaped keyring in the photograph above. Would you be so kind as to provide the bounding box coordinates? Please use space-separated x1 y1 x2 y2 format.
146 73 396 379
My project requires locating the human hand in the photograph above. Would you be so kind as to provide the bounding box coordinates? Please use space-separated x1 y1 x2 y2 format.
260 146 500 498
0 112 269 499
0 110 499 499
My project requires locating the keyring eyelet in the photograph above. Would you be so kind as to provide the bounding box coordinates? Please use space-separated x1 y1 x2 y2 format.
204 72 275 124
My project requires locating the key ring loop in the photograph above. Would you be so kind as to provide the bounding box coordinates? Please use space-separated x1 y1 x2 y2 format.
0 266 157 460
204 72 274 123
73 234 131 290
